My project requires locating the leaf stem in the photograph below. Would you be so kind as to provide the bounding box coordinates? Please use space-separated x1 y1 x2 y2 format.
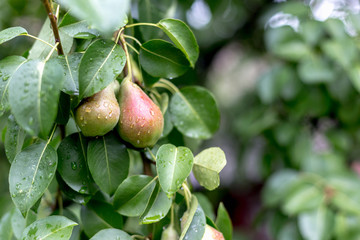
41 0 64 55
159 79 180 93
153 82 176 94
126 42 139 55
45 42 59 61
21 33 55 48
146 147 156 162
125 22 159 29
124 34 142 46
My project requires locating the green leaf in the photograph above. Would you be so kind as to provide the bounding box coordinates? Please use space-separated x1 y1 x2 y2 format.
55 92 70 125
298 205 334 240
57 53 82 95
28 19 73 59
139 39 190 78
262 170 299 207
82 200 123 238
278 222 302 240
9 141 57 216
158 19 199 67
58 0 130 35
298 55 335 84
59 12 100 39
321 39 358 69
5 115 26 163
0 26 27 45
140 182 172 224
10 208 36 239
194 193 215 221
265 26 311 61
170 86 220 139
138 0 176 41
8 59 64 138
20 215 77 240
90 229 132 240
113 175 157 216
180 196 206 240
78 39 126 99
334 213 360 240
0 211 13 240
57 133 96 194
56 173 91 205
87 133 130 196
215 203 232 240
193 147 226 191
156 144 193 197
283 184 323 216
0 55 26 116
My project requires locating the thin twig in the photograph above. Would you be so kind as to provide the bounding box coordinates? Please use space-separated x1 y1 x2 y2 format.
41 0 64 55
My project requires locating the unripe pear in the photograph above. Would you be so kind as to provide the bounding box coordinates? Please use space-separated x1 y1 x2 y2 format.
202 225 225 240
161 225 179 240
117 80 164 148
75 81 120 137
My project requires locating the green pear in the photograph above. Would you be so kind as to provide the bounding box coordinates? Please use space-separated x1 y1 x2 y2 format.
117 80 164 148
75 81 120 136
161 225 179 240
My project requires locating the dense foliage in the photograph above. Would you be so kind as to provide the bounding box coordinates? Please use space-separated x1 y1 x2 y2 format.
232 2 360 239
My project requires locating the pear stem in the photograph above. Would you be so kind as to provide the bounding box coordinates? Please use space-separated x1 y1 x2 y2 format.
120 33 133 83
182 182 191 209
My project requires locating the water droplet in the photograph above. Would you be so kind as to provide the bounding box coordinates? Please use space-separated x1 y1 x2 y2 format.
85 107 91 113
150 110 154 116
97 114 101 119
79 187 87 194
80 116 84 121
141 123 145 127
96 103 100 108
12 193 16 198
71 161 77 170
147 130 151 134
103 102 109 107
136 139 140 144
130 124 134 129
137 131 141 136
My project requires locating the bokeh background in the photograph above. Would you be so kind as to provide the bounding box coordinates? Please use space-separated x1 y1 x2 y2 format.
2 0 360 239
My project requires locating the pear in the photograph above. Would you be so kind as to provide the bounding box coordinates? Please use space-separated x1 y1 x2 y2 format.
117 80 164 148
202 225 225 240
75 81 120 137
161 225 179 240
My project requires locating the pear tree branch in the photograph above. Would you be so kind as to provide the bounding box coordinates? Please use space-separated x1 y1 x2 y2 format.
41 0 64 55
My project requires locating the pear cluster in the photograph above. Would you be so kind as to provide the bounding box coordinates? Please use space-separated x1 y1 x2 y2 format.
75 80 164 148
